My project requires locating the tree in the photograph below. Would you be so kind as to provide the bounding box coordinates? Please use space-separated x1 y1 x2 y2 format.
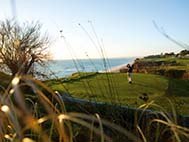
0 19 50 76
179 50 189 56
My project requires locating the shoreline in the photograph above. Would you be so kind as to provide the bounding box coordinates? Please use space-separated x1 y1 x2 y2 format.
106 64 127 72
106 60 135 72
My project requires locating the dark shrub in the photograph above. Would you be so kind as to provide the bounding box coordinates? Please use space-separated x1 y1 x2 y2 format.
157 69 166 76
165 69 186 78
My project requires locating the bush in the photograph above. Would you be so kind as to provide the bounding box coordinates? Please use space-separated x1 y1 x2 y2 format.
165 69 186 78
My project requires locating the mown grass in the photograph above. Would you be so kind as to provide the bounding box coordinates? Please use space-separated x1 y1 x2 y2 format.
1 71 189 115
47 72 189 115
142 56 189 63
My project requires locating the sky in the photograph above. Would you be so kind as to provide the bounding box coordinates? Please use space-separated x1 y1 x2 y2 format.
0 0 189 59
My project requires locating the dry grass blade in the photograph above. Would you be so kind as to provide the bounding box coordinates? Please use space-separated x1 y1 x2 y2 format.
95 113 104 142
136 125 147 142
67 112 143 142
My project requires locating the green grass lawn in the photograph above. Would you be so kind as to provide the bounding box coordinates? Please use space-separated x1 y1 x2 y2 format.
1 70 188 115
47 72 189 115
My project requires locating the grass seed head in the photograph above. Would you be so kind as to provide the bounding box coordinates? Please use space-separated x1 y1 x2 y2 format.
1 105 10 113
11 76 20 86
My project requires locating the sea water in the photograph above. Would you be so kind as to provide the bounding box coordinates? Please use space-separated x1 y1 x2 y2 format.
38 57 135 79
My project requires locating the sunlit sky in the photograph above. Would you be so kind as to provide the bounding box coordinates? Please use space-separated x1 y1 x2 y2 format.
0 0 189 59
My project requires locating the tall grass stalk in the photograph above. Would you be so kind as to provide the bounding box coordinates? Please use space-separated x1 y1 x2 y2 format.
136 97 189 142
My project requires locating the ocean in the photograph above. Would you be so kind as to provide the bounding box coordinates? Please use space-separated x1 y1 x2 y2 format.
39 57 135 79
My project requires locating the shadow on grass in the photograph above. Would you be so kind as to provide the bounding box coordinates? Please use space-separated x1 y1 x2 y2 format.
166 78 189 96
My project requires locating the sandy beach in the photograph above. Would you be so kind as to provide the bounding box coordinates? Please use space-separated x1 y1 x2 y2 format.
106 64 128 72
